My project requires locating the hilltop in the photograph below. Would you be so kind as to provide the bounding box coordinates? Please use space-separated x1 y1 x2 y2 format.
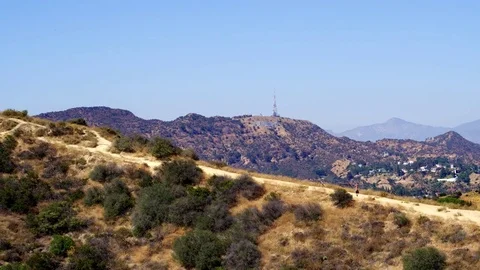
38 107 480 181
2 110 480 269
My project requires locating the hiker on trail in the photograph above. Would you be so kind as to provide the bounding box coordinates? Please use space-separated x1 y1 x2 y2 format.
355 183 359 197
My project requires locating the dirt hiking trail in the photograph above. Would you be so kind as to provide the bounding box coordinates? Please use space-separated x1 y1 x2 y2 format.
3 117 480 225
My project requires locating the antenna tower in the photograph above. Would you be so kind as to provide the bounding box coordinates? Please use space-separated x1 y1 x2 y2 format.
273 89 279 117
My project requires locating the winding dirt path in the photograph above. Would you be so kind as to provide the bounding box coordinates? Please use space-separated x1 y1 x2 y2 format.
4 117 480 224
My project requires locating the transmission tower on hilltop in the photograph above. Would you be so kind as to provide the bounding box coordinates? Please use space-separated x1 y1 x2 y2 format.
273 90 279 117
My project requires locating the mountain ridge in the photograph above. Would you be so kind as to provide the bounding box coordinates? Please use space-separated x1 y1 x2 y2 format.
37 107 480 179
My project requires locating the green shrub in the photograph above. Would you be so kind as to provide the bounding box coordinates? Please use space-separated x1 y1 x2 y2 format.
68 243 108 270
294 203 322 223
67 118 88 126
113 136 135 153
168 187 212 227
196 201 234 232
0 239 12 251
223 239 261 270
25 252 58 270
27 201 83 235
173 230 226 270
159 160 202 186
1 109 28 118
21 142 56 160
265 191 281 201
208 175 237 205
437 196 472 206
50 235 75 257
89 163 124 182
235 207 267 238
84 187 105 206
0 176 51 214
0 136 16 173
132 183 183 236
0 263 28 270
41 158 70 179
330 188 353 208
126 167 153 187
393 212 410 228
103 179 134 220
402 247 446 270
149 137 179 159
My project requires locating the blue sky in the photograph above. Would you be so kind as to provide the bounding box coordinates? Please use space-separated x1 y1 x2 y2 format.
1 1 479 132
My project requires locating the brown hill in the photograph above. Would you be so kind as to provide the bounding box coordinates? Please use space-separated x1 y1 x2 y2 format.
37 107 480 178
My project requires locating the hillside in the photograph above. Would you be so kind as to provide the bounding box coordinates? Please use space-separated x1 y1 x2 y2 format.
38 107 480 180
3 111 480 269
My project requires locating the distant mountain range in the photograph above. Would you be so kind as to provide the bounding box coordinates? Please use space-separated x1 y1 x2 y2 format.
37 107 480 179
338 118 480 144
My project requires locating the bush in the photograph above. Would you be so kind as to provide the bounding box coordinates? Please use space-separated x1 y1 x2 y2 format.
41 158 70 178
103 179 134 220
0 138 16 173
50 235 75 257
67 118 88 126
22 142 57 160
159 160 202 186
393 212 410 228
173 230 226 270
0 263 28 270
196 201 234 232
223 239 261 270
168 187 212 227
84 187 105 206
330 188 353 208
208 175 237 205
233 175 265 200
132 183 184 236
126 167 153 187
262 199 286 224
28 201 83 235
149 137 179 159
437 196 472 206
89 163 124 182
0 176 52 214
294 203 322 222
25 252 58 270
1 109 28 118
402 247 446 270
235 207 267 238
68 243 108 270
181 148 199 160
0 239 12 251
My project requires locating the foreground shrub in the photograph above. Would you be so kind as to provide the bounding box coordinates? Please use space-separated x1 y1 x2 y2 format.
0 263 28 270
27 201 83 235
0 176 51 213
330 188 353 208
294 203 322 222
89 163 124 182
68 243 108 270
84 187 105 206
149 137 179 159
25 252 58 270
132 183 183 236
196 201 234 232
103 179 134 219
437 196 472 207
0 137 16 173
173 230 226 270
223 239 261 270
159 160 202 186
168 187 212 227
402 247 446 270
49 235 75 257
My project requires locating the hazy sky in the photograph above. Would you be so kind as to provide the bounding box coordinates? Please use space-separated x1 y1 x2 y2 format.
1 1 479 132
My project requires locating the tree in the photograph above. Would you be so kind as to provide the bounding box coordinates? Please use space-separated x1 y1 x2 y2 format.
173 230 226 270
49 235 75 257
159 160 203 186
